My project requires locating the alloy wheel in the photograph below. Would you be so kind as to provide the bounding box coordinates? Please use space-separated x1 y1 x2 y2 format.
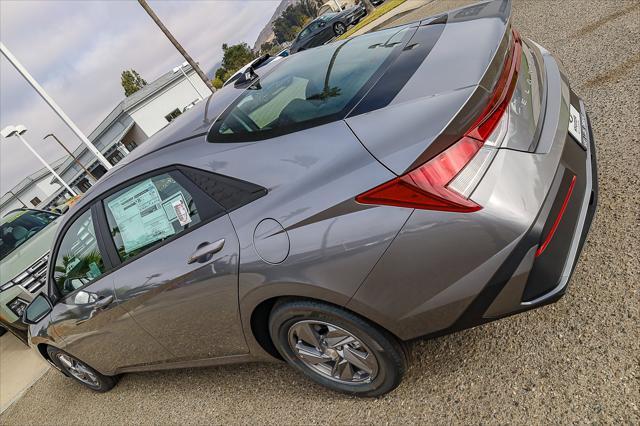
57 353 100 387
334 23 346 35
287 320 379 384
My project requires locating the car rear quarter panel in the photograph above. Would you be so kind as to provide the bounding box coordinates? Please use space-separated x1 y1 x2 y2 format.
175 122 413 351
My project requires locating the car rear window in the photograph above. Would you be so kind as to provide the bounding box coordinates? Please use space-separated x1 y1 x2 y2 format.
208 26 411 143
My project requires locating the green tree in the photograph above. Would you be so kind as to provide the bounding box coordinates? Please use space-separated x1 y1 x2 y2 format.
212 42 258 85
211 77 224 89
120 69 147 97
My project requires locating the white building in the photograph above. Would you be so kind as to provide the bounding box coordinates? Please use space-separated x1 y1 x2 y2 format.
0 157 69 217
1 65 211 216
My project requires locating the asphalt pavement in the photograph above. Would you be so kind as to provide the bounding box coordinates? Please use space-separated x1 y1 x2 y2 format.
1 1 638 424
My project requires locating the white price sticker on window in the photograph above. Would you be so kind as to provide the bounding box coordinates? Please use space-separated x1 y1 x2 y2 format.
172 197 191 226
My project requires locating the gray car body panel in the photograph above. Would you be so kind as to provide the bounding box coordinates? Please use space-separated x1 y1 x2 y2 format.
28 0 597 377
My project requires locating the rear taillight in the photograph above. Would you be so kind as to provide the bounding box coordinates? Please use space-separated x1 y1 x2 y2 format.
357 29 522 213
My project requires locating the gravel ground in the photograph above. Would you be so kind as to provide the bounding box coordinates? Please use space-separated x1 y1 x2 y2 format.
2 1 639 424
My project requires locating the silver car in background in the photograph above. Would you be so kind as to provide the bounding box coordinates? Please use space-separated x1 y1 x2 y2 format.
24 0 597 397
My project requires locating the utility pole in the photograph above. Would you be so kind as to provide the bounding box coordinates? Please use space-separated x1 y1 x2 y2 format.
44 133 98 181
0 42 113 170
138 0 214 93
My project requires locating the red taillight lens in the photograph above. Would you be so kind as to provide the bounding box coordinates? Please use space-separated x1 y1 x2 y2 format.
357 29 522 213
356 137 483 212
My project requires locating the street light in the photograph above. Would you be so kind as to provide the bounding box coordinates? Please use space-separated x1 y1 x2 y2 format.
1 42 112 171
1 125 77 196
44 133 97 182
173 61 205 101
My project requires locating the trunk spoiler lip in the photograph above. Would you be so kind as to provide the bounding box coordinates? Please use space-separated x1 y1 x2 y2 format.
403 0 515 173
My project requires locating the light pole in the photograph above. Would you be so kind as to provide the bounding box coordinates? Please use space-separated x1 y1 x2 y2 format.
1 42 112 170
44 133 97 182
173 62 205 101
1 125 77 196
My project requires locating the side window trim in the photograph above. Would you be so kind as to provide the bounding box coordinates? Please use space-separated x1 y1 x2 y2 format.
92 202 121 270
47 205 114 303
97 167 226 270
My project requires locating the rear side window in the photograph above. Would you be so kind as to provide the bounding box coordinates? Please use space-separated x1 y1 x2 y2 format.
53 210 105 297
103 173 202 262
208 26 411 142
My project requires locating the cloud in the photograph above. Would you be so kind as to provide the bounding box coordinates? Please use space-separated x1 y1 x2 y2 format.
0 0 280 193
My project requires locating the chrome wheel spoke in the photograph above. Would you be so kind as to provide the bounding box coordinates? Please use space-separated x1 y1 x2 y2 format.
58 354 99 387
294 323 323 349
58 355 73 369
295 342 330 364
337 360 354 381
343 346 376 375
288 320 379 384
324 328 356 348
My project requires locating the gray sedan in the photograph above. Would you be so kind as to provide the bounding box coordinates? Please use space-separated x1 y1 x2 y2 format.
24 0 597 397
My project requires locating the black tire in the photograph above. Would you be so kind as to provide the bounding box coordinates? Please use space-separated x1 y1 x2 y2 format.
333 22 347 36
269 299 407 397
47 346 118 392
0 325 6 337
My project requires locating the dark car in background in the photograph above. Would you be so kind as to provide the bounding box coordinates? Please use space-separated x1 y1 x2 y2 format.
290 5 366 53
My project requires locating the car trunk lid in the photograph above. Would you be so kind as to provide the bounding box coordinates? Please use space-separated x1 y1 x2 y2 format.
345 0 536 176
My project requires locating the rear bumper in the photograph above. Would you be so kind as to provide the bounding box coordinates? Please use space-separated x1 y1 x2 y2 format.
521 103 597 305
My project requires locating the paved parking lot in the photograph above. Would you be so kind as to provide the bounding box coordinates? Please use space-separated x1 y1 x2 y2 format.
1 1 638 424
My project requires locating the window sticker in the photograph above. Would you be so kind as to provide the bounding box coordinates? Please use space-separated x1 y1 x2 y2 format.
162 192 188 223
172 197 192 226
107 179 175 253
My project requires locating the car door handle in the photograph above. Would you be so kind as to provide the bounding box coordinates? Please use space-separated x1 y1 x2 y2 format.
76 295 114 324
187 239 225 264
93 295 114 309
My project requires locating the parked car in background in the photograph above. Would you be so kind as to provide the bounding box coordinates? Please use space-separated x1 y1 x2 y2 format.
24 0 597 397
0 209 61 343
318 0 361 15
290 5 366 53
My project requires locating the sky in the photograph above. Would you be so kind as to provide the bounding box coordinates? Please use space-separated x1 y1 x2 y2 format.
0 0 280 194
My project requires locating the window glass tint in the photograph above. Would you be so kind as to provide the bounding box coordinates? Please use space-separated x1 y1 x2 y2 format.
103 173 201 262
53 210 105 297
209 27 410 142
298 26 312 40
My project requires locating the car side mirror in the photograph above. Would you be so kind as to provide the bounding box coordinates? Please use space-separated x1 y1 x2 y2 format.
318 21 326 28
22 293 53 325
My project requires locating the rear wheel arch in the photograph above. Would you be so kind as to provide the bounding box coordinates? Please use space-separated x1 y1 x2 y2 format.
37 343 53 363
248 295 405 361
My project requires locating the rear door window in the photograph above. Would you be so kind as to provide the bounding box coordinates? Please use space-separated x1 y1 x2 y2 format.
103 172 207 262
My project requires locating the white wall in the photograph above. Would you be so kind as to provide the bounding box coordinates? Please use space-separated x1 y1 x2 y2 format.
129 70 211 137
0 175 61 216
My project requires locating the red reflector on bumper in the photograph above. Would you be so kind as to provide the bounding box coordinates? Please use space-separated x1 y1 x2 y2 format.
536 175 577 257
